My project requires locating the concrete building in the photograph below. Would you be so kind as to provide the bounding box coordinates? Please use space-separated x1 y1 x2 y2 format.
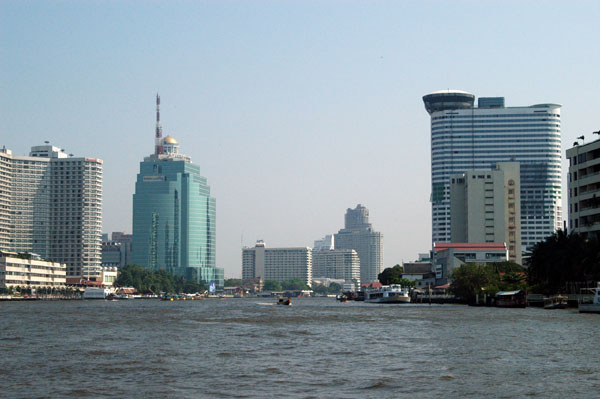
433 242 508 283
313 234 334 251
423 91 562 254
334 204 383 283
101 232 133 268
131 95 222 289
401 262 433 282
0 251 66 289
450 162 522 264
567 138 600 238
312 248 360 286
0 145 103 278
242 241 312 287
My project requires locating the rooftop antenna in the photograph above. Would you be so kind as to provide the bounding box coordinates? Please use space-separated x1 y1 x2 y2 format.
155 93 163 156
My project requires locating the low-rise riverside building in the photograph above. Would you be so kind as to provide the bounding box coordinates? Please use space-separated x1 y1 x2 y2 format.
0 251 66 289
401 262 433 282
433 242 508 284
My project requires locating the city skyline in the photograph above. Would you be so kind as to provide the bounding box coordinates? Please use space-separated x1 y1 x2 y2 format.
1 1 599 277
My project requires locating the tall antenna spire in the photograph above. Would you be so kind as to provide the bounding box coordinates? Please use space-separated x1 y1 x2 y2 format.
155 93 163 156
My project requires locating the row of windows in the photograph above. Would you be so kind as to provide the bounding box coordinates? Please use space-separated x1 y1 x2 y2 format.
432 113 560 121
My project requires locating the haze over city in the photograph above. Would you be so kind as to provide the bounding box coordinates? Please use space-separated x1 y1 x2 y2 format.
1 1 599 277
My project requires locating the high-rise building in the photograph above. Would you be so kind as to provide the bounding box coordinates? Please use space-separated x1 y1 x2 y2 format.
566 138 600 239
334 204 383 283
242 241 312 287
313 234 334 251
101 232 133 268
423 91 562 253
0 144 103 278
450 162 522 264
312 248 360 285
131 95 222 289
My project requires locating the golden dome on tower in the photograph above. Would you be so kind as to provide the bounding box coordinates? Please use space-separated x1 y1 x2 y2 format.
163 136 178 145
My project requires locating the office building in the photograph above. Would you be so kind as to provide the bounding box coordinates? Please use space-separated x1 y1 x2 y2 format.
0 145 103 278
242 241 312 287
131 95 222 289
312 248 360 285
101 232 133 268
450 162 522 264
566 138 600 238
334 204 383 283
423 91 562 254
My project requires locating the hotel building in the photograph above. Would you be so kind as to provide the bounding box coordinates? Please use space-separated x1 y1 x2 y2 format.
242 241 312 287
312 248 360 286
423 91 562 254
0 251 66 290
0 145 103 278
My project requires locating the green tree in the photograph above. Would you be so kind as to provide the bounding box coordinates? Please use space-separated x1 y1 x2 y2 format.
527 230 600 294
281 278 309 291
263 280 282 291
327 282 343 294
312 284 329 295
449 263 496 303
378 264 403 285
224 279 242 287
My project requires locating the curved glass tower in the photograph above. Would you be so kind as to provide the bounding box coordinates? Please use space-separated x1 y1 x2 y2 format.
132 96 222 289
423 90 562 256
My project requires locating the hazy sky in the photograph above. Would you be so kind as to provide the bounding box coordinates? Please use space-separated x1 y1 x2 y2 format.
1 1 599 277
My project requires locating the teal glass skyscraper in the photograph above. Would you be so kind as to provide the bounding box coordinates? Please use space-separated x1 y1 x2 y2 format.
131 95 222 289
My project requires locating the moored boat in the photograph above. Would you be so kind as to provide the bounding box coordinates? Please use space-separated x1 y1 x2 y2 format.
365 284 411 304
579 286 600 314
544 295 568 309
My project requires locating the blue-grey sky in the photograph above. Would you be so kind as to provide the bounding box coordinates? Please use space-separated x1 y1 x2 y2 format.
1 1 599 277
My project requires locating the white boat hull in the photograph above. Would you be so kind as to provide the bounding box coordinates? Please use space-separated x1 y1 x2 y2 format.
579 304 600 314
366 296 411 304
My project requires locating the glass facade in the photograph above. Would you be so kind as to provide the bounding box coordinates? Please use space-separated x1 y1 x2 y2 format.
423 92 562 255
132 157 222 289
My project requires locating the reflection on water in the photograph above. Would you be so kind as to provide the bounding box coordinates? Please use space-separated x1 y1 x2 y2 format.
1 298 598 398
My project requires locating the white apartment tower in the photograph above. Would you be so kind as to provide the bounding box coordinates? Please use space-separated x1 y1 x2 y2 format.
450 162 522 264
423 91 562 254
0 145 103 278
242 241 312 287
312 249 360 285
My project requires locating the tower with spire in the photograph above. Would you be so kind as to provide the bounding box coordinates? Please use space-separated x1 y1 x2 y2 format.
132 94 222 290
155 93 163 156
145 94 190 163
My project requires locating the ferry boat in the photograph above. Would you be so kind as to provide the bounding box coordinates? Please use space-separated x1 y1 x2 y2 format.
579 286 600 314
365 285 411 304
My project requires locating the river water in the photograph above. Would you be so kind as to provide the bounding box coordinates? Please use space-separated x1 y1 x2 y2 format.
1 298 598 398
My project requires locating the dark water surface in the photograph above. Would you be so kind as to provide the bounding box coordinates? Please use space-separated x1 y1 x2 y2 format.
1 298 598 398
